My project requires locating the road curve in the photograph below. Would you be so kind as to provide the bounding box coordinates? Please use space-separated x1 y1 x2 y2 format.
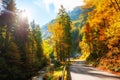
70 60 120 80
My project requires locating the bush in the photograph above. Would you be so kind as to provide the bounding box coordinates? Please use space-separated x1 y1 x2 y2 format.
115 67 120 72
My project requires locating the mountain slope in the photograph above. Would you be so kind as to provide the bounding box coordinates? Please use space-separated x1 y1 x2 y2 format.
41 6 82 39
41 6 93 40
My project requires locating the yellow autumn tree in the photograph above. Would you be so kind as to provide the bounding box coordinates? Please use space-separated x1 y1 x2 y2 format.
80 0 120 68
48 6 72 62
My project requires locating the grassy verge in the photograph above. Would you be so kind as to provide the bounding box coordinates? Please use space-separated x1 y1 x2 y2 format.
43 61 72 80
43 65 63 80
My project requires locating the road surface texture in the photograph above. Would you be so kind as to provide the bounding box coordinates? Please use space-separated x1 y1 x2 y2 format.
70 60 120 80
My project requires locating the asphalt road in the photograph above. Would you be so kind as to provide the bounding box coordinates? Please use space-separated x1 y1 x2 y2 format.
70 60 120 80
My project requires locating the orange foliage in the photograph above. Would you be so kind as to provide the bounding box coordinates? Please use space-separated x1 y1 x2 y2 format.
80 0 120 73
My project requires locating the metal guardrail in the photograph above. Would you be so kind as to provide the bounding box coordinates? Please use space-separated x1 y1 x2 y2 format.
62 65 66 80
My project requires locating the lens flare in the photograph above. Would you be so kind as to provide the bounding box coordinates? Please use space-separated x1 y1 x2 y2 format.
20 9 30 19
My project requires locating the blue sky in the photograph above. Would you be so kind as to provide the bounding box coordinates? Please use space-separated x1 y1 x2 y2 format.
15 0 84 26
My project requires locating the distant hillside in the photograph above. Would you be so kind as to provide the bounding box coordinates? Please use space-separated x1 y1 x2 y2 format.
41 6 93 40
41 6 82 39
68 6 82 21
41 20 54 39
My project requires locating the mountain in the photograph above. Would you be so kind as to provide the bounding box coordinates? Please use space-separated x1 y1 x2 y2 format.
41 20 54 39
41 6 82 39
68 6 82 21
41 6 93 40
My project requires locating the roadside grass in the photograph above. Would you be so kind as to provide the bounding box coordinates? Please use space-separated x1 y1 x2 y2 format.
43 65 64 80
43 61 71 80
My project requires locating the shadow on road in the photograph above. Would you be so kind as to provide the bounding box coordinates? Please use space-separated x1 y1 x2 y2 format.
70 61 120 79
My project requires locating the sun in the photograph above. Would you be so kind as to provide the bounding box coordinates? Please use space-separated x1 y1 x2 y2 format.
20 10 28 18
21 11 27 18
19 8 31 19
